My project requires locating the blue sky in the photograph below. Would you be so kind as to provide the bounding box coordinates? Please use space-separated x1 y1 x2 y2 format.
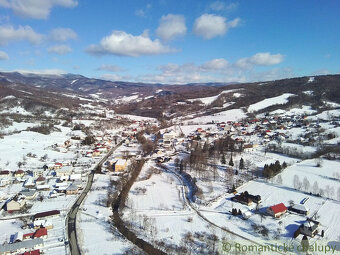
0 0 339 84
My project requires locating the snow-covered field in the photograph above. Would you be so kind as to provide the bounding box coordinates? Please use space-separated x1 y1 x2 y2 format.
187 89 243 105
0 126 77 169
248 93 295 112
78 174 135 254
184 109 247 124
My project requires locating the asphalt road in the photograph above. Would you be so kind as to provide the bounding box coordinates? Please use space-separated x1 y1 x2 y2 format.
67 143 121 255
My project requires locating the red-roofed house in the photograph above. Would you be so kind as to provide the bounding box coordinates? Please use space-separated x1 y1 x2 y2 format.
20 249 41 255
33 228 47 239
23 232 34 240
267 203 287 218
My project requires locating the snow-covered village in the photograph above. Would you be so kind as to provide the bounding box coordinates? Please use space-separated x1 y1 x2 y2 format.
0 82 340 255
1 1 340 254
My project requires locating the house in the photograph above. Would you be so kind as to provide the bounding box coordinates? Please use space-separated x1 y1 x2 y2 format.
6 199 25 213
33 169 44 178
231 193 252 206
0 170 11 177
15 170 25 178
66 184 79 195
12 232 23 242
19 249 41 255
33 219 53 230
241 210 252 220
69 174 81 181
36 185 50 191
289 204 309 215
0 178 11 187
243 144 254 152
163 130 177 147
35 176 46 185
24 178 35 188
267 203 287 218
32 228 47 239
19 190 37 200
299 219 320 237
231 192 262 205
55 166 73 177
54 162 63 169
115 159 127 172
34 210 60 220
0 238 44 254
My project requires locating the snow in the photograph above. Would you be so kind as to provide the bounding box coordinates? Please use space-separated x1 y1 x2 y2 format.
0 121 39 134
0 106 32 116
323 101 340 108
180 124 216 136
187 89 243 105
270 105 317 116
185 109 247 124
72 120 96 127
117 95 139 103
117 114 157 122
233 93 243 98
248 93 295 113
308 77 315 83
280 159 340 198
0 219 24 245
307 109 340 121
303 90 314 96
70 79 78 85
0 95 16 100
128 164 184 211
0 126 77 169
78 174 134 254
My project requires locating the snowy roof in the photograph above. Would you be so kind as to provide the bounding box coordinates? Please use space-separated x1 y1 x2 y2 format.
116 159 127 166
19 189 37 197
0 238 43 254
292 204 308 212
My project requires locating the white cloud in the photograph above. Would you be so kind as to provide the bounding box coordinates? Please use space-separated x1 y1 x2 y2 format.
236 52 284 69
86 30 176 57
0 0 78 19
0 50 9 60
0 24 43 45
4 68 66 75
311 69 330 75
136 59 242 84
209 1 238 12
49 28 77 42
156 14 187 41
47 44 72 55
97 64 125 72
135 3 151 17
201 58 229 71
101 73 131 81
248 67 294 82
129 54 285 84
193 14 240 39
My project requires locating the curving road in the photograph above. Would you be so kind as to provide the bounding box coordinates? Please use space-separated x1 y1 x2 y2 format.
160 164 287 255
67 144 121 255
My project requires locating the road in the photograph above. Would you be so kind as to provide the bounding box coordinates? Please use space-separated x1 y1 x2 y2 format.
67 143 121 255
160 164 287 255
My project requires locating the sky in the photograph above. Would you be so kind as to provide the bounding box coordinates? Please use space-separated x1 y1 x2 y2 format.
0 0 339 84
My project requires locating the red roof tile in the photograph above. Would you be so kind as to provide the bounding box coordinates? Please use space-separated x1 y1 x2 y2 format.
21 250 41 255
270 203 287 214
33 227 47 238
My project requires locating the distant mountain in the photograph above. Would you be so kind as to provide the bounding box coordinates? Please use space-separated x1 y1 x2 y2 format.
0 71 339 120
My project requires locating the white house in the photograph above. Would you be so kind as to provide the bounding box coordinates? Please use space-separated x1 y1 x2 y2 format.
33 169 44 178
